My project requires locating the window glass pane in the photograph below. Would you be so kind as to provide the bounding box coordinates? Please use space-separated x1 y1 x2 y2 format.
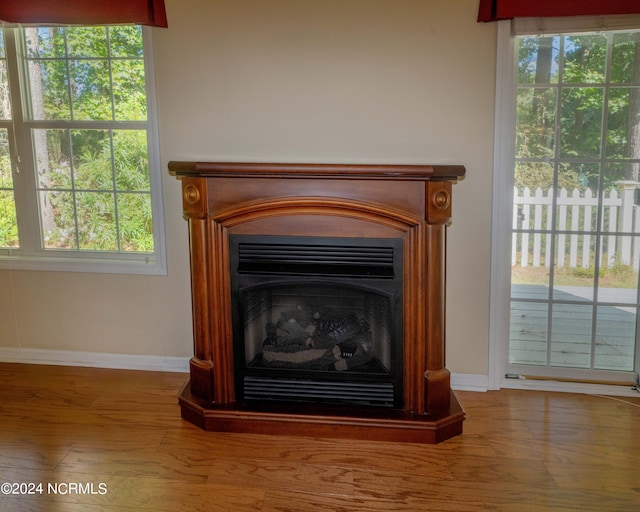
71 129 112 190
0 189 18 247
561 162 599 193
560 88 603 158
605 162 640 184
112 59 147 121
40 190 77 249
0 130 12 189
0 65 9 120
552 234 595 302
597 248 638 305
515 162 555 191
33 129 72 189
113 130 149 191
516 88 556 158
554 164 598 231
518 36 559 85
28 60 70 120
0 128 18 248
109 26 143 58
70 60 111 120
607 88 640 159
509 300 548 365
25 27 66 59
611 33 640 84
76 191 117 251
0 30 10 120
66 27 107 58
600 165 639 235
562 35 607 84
595 305 636 371
550 303 592 368
512 174 553 275
118 193 154 252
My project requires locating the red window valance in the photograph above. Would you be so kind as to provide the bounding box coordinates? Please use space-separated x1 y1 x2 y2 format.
0 0 168 28
478 0 640 22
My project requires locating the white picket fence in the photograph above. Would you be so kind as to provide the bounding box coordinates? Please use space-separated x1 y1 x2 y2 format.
512 182 640 270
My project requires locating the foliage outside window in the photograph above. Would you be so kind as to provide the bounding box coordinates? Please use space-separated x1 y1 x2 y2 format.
0 25 164 273
515 32 640 192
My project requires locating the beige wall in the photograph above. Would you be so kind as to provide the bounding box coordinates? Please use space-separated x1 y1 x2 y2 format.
0 0 497 376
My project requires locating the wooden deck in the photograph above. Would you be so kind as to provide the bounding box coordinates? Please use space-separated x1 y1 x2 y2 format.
1 362 639 511
510 284 637 371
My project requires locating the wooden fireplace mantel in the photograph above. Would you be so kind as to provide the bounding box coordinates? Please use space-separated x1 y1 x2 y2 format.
169 161 466 443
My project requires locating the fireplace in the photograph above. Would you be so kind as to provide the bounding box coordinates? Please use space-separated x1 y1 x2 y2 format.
230 235 403 408
169 161 465 443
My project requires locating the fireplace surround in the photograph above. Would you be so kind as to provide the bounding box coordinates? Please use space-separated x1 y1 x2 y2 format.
169 161 465 443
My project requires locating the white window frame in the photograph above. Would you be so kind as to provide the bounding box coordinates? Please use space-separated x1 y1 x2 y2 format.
488 20 517 390
0 25 166 275
489 17 640 393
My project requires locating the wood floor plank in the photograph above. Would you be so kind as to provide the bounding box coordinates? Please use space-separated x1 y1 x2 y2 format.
205 458 355 495
544 460 639 494
488 436 637 466
55 448 215 482
352 466 455 495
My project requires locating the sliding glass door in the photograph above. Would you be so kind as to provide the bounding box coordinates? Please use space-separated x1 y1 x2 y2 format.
509 30 640 383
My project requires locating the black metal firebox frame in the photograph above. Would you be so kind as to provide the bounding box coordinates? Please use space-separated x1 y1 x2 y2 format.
229 235 404 408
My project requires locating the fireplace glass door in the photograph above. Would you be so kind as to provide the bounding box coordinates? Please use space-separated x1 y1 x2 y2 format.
230 235 403 408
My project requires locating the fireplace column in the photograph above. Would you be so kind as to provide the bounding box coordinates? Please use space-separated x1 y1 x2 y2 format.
423 181 454 415
180 177 235 405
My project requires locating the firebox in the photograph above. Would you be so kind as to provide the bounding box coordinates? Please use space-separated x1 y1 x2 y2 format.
229 235 403 408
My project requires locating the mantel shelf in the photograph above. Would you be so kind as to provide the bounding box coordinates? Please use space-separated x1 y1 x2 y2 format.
168 161 466 181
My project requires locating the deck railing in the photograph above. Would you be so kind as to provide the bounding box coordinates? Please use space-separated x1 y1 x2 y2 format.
512 182 640 270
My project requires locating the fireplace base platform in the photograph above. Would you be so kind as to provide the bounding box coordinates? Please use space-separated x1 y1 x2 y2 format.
178 382 464 444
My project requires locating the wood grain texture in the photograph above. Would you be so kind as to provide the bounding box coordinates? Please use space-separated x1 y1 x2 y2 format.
1 363 639 511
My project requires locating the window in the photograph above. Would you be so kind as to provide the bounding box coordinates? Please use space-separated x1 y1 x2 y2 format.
490 19 640 388
0 25 165 274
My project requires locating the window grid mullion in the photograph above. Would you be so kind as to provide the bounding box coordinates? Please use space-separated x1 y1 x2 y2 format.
105 29 122 253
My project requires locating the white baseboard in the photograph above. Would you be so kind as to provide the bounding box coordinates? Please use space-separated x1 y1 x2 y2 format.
449 372 640 397
501 376 640 397
0 347 190 373
451 373 489 392
0 349 491 391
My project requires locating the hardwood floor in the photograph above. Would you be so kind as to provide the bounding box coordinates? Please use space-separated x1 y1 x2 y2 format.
0 362 638 511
